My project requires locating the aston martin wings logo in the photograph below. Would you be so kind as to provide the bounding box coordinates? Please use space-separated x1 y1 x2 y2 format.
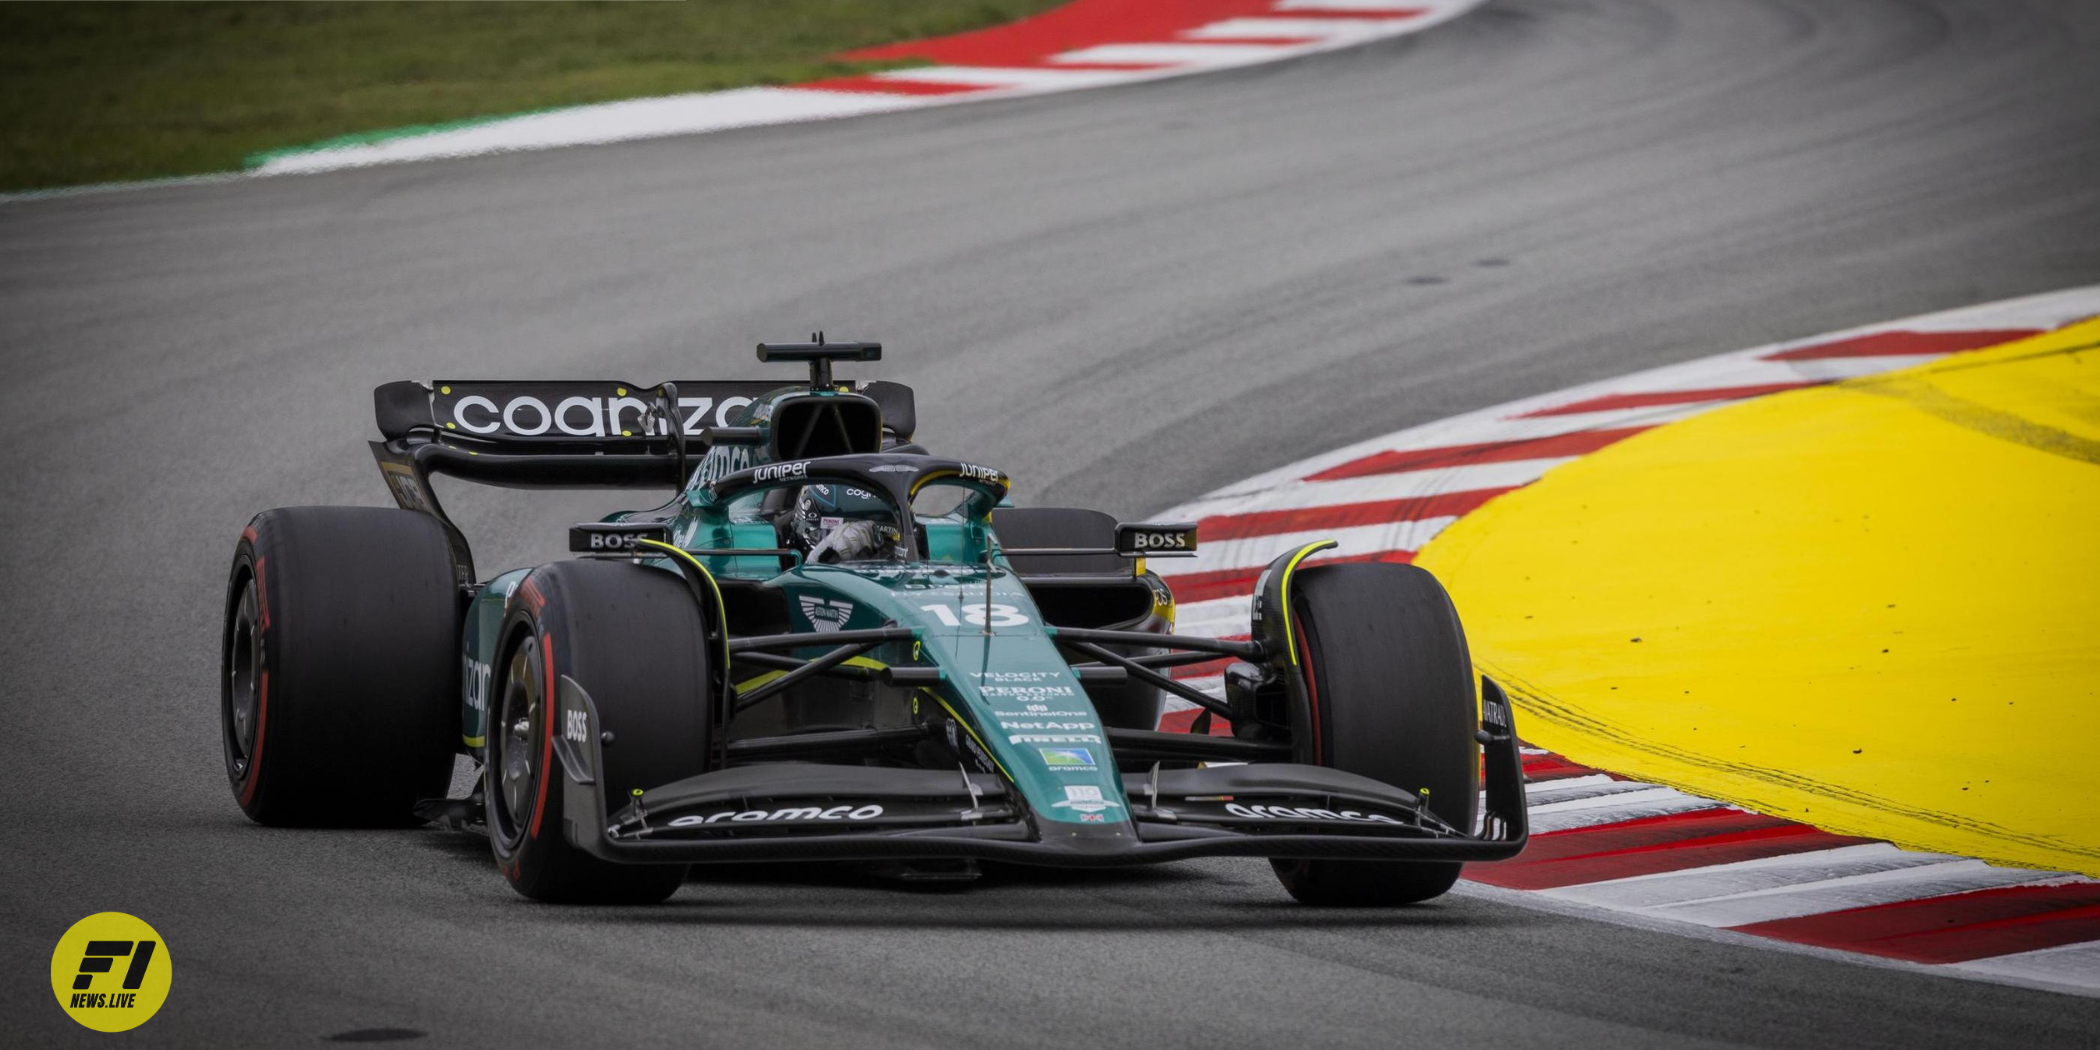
798 596 854 633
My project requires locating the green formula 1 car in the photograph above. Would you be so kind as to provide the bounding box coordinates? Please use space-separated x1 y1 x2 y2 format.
220 338 1527 905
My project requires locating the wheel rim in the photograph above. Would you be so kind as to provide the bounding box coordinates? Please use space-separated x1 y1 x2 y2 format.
491 636 545 847
223 578 262 780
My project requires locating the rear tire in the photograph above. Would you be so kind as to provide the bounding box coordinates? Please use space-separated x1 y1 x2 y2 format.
221 507 459 826
486 560 710 904
1270 563 1479 906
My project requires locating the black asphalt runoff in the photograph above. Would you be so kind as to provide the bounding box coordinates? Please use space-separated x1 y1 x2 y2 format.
4 1 2100 1045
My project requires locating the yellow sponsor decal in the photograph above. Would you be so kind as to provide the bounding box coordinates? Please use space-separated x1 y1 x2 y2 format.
50 912 172 1032
1420 321 2100 875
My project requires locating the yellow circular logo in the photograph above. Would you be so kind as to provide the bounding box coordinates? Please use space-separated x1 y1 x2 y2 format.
49 912 172 1032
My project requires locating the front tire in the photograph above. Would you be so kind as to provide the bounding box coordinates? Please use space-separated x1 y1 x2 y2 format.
486 560 711 904
1271 563 1479 906
222 507 460 826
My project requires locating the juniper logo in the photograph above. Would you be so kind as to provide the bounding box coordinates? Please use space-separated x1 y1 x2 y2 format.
50 912 171 1032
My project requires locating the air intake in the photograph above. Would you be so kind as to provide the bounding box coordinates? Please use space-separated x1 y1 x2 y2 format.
771 394 883 459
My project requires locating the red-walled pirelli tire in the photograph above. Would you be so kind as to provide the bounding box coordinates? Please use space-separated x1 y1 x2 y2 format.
1271 563 1480 906
485 560 710 904
222 507 460 827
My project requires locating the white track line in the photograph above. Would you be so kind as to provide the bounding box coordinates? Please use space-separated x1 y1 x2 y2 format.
1156 516 1457 577
1163 287 2100 507
1645 864 2065 928
1958 941 2100 995
1543 845 1961 909
1518 776 1658 803
1526 789 1724 834
228 0 1490 179
1183 18 1412 43
1048 42 1307 67
869 66 1149 90
1167 458 1574 522
1173 596 1254 639
257 89 927 175
1275 0 1436 9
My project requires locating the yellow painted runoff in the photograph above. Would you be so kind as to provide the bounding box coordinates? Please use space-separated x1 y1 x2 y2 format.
1418 320 2100 876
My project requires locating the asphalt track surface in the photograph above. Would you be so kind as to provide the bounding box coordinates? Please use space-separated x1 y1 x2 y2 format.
5 0 2100 1045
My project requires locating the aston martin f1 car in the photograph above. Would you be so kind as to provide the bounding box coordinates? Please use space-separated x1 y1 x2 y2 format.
220 338 1527 905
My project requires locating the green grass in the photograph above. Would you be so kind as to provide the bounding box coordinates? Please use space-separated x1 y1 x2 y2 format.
0 1 1061 192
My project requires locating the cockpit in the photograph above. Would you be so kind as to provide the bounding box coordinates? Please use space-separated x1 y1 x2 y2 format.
707 455 1010 572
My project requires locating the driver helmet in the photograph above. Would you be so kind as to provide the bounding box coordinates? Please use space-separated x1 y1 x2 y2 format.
791 483 905 563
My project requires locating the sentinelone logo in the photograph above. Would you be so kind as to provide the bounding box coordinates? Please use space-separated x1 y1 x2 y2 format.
50 912 172 1032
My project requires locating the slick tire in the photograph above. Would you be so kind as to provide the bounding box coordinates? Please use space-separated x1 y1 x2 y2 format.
1271 563 1479 906
486 560 710 904
222 507 460 827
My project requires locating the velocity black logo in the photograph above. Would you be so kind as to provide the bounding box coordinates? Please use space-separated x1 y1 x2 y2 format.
69 939 156 1007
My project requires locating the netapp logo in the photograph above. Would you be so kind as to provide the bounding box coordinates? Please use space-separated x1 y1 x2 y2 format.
1483 698 1511 729
1224 803 1405 825
998 721 1096 731
667 804 884 826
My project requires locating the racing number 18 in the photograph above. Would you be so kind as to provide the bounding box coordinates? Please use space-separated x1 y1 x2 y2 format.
919 603 1029 628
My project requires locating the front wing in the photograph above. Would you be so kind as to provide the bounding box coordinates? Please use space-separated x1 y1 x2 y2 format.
549 676 1529 867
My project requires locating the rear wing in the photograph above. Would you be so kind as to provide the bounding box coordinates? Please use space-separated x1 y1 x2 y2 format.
373 378 914 445
367 376 915 587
